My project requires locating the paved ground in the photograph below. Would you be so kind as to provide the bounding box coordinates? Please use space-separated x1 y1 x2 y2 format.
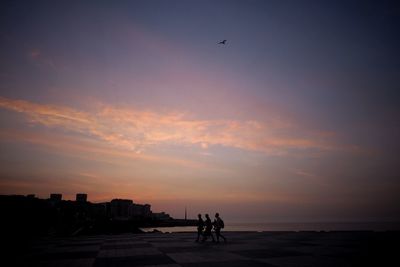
15 231 398 266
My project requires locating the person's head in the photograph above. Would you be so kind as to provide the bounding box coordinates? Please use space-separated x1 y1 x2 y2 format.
215 213 219 218
205 214 209 219
198 214 202 218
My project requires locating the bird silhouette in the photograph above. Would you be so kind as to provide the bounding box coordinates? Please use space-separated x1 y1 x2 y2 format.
218 40 227 45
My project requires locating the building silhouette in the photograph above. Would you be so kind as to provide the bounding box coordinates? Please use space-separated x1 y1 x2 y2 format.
76 193 87 203
110 199 133 220
130 203 151 218
49 193 62 202
0 193 193 238
152 212 172 220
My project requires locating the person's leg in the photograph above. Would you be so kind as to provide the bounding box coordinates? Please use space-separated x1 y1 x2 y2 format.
220 231 226 242
201 231 207 242
215 229 220 242
211 231 216 242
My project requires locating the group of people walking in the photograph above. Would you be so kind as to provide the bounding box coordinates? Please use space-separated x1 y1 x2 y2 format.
195 213 226 243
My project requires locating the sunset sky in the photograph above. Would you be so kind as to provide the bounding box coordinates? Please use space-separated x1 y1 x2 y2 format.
0 0 399 222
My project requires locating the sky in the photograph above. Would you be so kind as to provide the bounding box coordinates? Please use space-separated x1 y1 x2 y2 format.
0 0 399 222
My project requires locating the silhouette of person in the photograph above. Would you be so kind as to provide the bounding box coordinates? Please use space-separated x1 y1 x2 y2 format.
201 214 215 242
214 213 226 243
195 214 204 242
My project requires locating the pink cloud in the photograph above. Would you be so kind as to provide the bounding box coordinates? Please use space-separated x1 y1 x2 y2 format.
0 96 343 156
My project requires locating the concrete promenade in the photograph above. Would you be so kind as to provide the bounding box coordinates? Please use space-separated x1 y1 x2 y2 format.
16 231 398 266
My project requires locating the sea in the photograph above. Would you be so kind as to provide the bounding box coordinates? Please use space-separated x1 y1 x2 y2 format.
141 221 400 233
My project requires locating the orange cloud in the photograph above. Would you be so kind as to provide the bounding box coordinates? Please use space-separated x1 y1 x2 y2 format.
0 96 339 155
0 129 208 170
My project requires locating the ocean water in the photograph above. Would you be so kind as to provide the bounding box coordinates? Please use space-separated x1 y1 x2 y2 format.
141 221 400 233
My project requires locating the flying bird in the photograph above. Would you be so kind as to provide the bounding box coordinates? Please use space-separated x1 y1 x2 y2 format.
218 40 227 45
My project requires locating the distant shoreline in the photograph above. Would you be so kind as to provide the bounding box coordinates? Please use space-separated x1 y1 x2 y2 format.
141 221 400 233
